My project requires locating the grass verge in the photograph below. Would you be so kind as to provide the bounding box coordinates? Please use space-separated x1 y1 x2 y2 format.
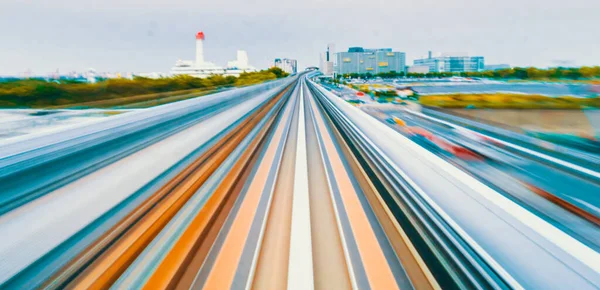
420 93 600 109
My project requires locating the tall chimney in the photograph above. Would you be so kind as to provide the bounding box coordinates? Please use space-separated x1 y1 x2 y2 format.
196 31 205 64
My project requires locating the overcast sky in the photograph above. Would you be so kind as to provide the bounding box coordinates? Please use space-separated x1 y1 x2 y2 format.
1 0 599 75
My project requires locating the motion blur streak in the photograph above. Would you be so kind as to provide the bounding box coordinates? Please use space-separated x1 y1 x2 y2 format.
0 73 598 289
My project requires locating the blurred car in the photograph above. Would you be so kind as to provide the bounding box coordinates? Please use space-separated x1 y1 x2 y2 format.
404 126 481 161
347 99 365 104
391 100 408 105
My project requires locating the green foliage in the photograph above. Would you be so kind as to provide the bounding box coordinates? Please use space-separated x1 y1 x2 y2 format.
337 67 600 81
460 66 600 80
420 93 600 109
379 70 406 78
0 69 287 108
235 71 278 86
267 67 289 79
340 71 406 79
374 90 398 97
405 72 455 78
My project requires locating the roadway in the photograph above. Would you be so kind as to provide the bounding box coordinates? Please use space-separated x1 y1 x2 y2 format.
0 74 598 289
362 104 600 250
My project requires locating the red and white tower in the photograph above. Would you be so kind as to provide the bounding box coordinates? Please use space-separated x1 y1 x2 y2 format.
196 31 205 65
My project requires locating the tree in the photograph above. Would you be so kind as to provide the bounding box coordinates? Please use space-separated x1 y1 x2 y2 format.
513 67 528 79
267 67 288 78
579 67 596 78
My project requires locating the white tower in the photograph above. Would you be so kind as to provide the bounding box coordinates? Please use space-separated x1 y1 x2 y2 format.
236 50 249 68
196 31 205 64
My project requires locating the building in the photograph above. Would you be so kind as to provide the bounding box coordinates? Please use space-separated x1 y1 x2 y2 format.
327 43 335 75
327 43 335 62
484 64 511 71
319 43 336 76
227 50 251 70
319 52 332 75
170 31 256 78
274 58 298 74
171 31 225 78
335 47 406 75
407 65 430 74
226 50 258 75
414 51 484 73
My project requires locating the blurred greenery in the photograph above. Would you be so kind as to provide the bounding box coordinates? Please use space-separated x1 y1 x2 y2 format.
420 93 600 109
460 66 600 80
338 71 455 79
334 66 600 81
373 90 398 97
0 67 288 108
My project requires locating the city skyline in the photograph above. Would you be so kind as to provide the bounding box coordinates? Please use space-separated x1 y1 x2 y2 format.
1 0 599 76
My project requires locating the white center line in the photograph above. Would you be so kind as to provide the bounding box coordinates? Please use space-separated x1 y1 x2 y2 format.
287 79 315 290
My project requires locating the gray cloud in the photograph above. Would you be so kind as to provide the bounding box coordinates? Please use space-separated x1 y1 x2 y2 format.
1 0 599 75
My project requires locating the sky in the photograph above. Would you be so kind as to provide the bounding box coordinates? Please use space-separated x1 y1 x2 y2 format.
1 0 599 76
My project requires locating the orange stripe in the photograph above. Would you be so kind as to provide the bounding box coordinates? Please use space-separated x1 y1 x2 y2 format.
329 103 439 289
143 127 266 289
51 124 239 289
201 95 295 290
65 88 287 289
141 89 290 289
308 96 399 290
523 182 600 226
69 123 250 289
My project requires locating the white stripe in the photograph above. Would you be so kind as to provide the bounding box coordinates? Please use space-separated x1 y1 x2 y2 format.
306 85 359 290
287 80 315 290
244 82 300 290
314 82 600 279
406 109 600 179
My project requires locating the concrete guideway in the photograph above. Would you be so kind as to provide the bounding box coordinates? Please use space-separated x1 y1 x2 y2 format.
0 74 597 289
286 80 314 290
310 81 600 288
371 105 600 249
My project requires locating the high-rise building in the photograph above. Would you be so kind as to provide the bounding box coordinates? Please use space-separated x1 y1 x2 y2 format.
319 43 336 76
319 52 328 75
327 43 335 62
274 58 297 74
335 47 406 75
414 52 485 73
328 43 336 74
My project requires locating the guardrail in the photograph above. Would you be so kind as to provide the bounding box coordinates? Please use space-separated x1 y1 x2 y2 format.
416 108 600 181
308 80 600 289
0 78 296 215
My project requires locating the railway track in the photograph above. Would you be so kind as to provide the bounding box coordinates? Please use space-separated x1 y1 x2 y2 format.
309 81 599 289
0 74 598 289
368 105 600 250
